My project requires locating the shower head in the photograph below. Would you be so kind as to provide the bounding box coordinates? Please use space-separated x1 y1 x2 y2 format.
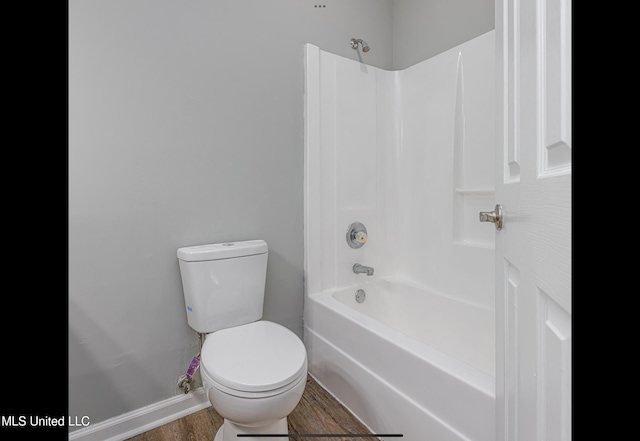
350 38 370 53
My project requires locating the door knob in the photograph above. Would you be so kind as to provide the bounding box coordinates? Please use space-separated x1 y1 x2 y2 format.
479 204 503 230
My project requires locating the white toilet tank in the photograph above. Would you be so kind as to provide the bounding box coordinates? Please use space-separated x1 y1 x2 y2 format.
177 240 268 333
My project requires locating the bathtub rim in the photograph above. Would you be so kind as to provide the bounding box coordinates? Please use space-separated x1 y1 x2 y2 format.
304 278 496 399
316 274 495 312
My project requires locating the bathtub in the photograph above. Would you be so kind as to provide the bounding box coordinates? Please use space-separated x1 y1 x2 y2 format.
303 277 495 441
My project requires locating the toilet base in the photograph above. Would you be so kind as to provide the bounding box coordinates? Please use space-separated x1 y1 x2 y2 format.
214 417 288 441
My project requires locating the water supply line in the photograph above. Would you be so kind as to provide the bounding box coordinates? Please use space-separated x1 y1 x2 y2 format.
177 332 205 394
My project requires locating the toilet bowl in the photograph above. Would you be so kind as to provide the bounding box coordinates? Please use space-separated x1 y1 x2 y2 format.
201 320 308 441
177 240 307 440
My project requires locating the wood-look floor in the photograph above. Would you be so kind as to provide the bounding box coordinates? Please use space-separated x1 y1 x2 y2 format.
126 375 378 441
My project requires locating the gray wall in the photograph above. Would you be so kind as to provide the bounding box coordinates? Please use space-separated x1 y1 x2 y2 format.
69 0 493 430
392 0 494 69
69 0 393 429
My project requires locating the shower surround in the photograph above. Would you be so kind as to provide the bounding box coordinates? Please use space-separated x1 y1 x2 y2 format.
303 31 496 441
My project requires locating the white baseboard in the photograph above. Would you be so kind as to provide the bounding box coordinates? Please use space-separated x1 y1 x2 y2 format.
68 388 210 441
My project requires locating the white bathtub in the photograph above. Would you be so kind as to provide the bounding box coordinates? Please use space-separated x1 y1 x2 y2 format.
303 277 495 441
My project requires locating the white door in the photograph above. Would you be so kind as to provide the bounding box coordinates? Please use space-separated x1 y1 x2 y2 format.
492 0 571 440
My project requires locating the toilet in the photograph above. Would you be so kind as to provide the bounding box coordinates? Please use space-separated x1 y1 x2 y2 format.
177 240 307 441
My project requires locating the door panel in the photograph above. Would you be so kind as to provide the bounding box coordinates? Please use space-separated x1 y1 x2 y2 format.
495 0 571 440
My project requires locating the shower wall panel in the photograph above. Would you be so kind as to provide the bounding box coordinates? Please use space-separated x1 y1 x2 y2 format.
305 45 397 296
397 31 495 308
305 30 495 308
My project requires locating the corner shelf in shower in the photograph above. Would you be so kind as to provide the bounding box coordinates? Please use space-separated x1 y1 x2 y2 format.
453 187 496 248
453 239 495 250
455 188 495 196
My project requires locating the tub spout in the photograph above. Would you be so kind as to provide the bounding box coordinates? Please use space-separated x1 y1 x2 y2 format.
353 263 374 276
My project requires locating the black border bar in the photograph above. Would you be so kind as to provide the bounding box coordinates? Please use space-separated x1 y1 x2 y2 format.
237 435 403 438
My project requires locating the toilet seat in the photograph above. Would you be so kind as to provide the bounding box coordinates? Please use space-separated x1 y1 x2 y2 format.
201 320 307 398
202 367 307 399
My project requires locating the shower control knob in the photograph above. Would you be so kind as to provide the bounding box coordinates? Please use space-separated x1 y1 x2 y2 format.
346 222 368 249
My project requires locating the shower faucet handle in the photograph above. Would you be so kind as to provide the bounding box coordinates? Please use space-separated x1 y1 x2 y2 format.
346 222 368 249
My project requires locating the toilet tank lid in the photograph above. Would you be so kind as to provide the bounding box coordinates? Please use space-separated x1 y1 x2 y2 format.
177 240 268 262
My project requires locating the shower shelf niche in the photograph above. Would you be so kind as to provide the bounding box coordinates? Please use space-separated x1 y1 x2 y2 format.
453 188 496 249
455 188 495 196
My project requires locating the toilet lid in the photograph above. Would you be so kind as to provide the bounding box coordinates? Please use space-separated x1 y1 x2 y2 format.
201 320 307 393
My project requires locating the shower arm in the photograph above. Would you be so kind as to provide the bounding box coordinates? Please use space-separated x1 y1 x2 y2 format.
350 38 370 52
